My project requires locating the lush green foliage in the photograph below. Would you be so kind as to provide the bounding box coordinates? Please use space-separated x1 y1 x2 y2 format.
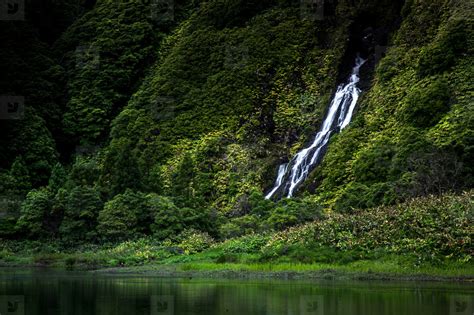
0 0 471 273
60 186 104 242
16 188 52 238
97 190 150 240
1 192 472 277
261 191 473 265
314 0 474 210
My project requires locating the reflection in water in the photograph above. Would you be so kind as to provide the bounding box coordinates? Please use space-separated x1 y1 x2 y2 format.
0 268 473 315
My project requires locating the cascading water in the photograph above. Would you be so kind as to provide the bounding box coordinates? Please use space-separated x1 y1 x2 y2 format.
266 56 366 200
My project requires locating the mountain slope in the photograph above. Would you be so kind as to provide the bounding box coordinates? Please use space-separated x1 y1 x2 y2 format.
311 0 474 211
0 0 472 243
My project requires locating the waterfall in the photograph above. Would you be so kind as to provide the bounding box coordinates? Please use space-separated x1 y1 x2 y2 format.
266 56 366 200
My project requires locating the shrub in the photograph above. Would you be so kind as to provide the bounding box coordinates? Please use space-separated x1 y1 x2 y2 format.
262 191 473 264
333 182 397 212
105 238 167 265
352 140 396 184
400 77 451 128
219 222 242 239
248 190 274 217
177 229 215 255
417 45 455 78
0 195 23 238
215 253 239 263
213 234 270 254
265 205 299 230
48 163 67 193
97 190 149 241
225 215 261 237
417 20 467 77
376 47 404 83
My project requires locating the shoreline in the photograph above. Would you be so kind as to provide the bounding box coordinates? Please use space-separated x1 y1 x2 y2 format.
3 260 471 283
91 267 474 284
92 265 474 283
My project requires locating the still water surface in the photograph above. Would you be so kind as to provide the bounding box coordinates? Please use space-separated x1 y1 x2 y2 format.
0 268 473 315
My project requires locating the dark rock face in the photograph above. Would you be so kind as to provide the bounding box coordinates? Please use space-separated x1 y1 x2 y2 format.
337 1 405 87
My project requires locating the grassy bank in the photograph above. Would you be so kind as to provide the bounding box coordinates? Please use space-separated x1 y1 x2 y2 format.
1 192 473 281
1 253 473 282
96 261 474 282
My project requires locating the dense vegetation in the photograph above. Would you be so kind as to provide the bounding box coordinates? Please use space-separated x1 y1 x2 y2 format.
0 0 472 273
1 192 472 277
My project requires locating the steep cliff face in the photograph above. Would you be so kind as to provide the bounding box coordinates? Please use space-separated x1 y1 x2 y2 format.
1 0 472 240
100 0 408 212
310 0 473 211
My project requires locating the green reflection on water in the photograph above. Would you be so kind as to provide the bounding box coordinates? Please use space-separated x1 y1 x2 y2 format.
0 268 472 315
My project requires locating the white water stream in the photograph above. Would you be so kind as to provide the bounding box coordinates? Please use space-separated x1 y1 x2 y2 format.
266 56 366 199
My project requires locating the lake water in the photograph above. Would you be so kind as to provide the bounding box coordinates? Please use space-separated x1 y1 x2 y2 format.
0 268 473 315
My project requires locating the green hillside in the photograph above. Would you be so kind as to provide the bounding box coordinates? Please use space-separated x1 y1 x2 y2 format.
0 0 472 273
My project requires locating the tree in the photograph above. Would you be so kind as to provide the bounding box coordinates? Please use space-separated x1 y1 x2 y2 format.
149 194 183 240
100 139 143 197
16 188 52 238
97 190 148 241
59 186 103 242
9 156 32 196
69 156 100 187
48 162 67 192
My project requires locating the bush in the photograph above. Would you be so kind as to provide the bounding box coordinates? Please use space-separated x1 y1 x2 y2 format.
417 20 467 77
149 195 183 240
176 229 215 255
213 234 270 254
262 191 474 264
400 77 451 128
376 47 404 83
215 253 239 263
417 45 455 78
352 139 396 184
97 190 149 241
219 222 242 239
333 182 397 212
105 238 168 265
224 215 261 237
266 197 322 230
265 205 299 230
0 195 23 238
